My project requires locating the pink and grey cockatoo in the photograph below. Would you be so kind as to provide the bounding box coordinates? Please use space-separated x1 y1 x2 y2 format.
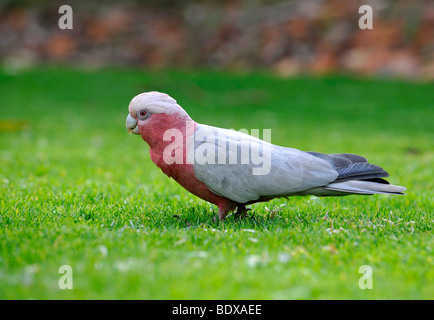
126 91 406 220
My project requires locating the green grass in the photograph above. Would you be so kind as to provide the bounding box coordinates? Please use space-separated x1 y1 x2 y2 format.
0 67 433 299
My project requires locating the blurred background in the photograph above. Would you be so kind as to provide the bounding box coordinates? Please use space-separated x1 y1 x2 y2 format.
1 0 434 300
1 0 433 79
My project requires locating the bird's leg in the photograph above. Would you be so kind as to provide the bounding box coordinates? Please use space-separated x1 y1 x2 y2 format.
233 205 251 219
217 200 237 220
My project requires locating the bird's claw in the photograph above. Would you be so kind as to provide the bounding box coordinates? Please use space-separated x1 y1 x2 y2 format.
233 206 252 219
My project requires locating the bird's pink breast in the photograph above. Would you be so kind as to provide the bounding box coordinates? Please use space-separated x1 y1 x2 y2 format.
139 113 236 212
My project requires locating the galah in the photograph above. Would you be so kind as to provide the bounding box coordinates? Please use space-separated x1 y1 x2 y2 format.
126 91 406 220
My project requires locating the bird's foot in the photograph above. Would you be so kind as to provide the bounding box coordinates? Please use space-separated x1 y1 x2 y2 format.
233 205 252 219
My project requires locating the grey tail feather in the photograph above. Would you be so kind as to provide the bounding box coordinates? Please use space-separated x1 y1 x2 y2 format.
323 180 406 195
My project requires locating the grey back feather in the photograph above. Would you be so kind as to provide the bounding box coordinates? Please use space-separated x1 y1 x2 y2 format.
191 125 338 203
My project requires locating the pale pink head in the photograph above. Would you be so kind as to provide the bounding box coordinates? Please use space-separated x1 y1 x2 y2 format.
125 91 191 136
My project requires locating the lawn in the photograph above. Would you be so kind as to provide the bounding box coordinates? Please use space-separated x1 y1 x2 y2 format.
0 67 433 299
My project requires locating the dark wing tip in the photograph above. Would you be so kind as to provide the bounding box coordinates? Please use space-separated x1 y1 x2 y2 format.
307 151 390 182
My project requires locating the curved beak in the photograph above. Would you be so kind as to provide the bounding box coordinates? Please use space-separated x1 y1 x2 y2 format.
126 114 140 135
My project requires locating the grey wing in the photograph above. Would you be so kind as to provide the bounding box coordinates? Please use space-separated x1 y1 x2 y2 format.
189 125 338 203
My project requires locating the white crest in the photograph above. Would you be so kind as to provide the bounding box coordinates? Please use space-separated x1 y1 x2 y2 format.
129 91 183 115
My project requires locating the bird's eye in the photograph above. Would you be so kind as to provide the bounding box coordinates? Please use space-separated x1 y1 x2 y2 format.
137 109 151 120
